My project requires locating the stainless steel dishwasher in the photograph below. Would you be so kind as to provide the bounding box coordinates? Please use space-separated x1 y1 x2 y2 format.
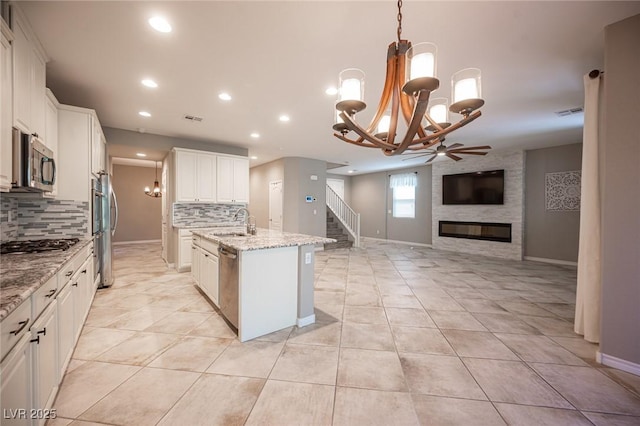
218 244 239 328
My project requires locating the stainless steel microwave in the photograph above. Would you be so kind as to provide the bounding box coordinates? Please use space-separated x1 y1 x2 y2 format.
11 127 56 193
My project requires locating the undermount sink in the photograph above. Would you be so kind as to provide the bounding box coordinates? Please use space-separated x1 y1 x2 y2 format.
217 232 248 237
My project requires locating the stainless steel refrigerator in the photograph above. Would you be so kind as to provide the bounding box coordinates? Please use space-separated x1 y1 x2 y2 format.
92 173 118 288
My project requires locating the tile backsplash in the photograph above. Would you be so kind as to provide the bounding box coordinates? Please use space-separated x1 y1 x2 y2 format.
0 197 18 241
0 197 89 241
172 202 247 227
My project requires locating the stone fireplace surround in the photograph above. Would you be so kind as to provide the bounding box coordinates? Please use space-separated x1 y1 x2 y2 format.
432 150 524 260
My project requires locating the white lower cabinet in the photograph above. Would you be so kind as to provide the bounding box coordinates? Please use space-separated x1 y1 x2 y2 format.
191 242 200 283
30 302 58 425
0 333 32 425
192 237 219 308
1 243 94 425
56 282 74 379
179 235 192 271
201 251 219 307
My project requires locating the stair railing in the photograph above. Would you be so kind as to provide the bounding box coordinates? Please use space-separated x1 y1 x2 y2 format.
326 184 361 248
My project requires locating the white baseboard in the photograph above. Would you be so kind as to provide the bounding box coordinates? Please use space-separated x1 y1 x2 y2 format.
524 256 578 267
362 236 432 248
297 314 316 327
597 351 640 376
113 239 161 246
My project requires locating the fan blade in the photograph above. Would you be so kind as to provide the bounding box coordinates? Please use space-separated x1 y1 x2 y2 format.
446 143 464 150
449 145 491 151
425 154 438 163
450 151 488 156
401 153 433 161
446 153 463 161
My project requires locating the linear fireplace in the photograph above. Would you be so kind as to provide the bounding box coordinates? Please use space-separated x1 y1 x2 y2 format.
439 221 512 243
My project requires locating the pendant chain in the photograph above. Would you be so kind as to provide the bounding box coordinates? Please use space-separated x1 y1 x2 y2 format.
397 0 403 43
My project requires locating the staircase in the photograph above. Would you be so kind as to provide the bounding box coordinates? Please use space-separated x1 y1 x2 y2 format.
325 209 354 250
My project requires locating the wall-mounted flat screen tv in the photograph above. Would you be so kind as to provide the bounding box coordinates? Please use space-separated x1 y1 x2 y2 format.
442 169 504 205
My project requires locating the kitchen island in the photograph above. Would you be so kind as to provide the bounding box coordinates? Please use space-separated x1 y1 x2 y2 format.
192 227 335 342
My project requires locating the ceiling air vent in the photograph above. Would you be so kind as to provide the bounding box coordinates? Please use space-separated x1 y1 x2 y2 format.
555 107 583 117
183 114 203 122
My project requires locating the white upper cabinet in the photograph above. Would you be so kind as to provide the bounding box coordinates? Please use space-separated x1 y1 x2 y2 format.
217 155 249 203
91 117 106 176
11 6 47 139
57 105 105 203
174 149 217 202
0 20 13 192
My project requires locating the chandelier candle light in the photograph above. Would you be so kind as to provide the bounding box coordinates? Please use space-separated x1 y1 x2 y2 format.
332 0 485 157
144 161 162 198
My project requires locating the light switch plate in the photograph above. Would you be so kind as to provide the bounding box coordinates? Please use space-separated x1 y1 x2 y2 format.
305 252 312 264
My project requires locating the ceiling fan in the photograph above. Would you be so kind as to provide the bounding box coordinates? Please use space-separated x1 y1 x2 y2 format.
403 140 492 163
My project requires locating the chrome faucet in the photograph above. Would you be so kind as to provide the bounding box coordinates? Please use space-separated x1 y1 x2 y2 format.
233 207 256 235
233 207 250 222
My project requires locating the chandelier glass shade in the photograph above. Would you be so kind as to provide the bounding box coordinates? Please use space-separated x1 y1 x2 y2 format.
332 1 484 156
144 161 162 198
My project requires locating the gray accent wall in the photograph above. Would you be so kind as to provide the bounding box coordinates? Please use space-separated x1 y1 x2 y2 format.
432 150 525 260
282 158 327 237
525 143 582 262
112 164 162 243
600 14 640 367
350 165 432 245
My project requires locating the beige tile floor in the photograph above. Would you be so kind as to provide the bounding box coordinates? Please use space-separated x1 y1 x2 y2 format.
48 241 640 425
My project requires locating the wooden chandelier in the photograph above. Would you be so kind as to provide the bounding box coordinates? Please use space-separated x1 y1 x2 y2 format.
332 0 484 157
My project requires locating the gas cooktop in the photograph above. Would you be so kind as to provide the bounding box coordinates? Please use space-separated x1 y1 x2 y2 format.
1 238 80 255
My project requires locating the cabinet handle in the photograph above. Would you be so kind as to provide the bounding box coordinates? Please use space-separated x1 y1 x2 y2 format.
82 269 87 274
10 319 30 336
45 289 56 298
31 336 40 344
204 254 209 257
37 327 47 336
72 282 78 287
65 270 73 277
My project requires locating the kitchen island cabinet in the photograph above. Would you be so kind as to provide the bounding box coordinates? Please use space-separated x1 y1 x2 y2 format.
193 228 334 342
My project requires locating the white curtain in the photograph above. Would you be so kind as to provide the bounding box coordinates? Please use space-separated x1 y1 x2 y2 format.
389 173 417 188
574 73 602 343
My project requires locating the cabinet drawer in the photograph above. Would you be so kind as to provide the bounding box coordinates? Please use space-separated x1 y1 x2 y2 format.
58 244 91 287
1 299 32 361
31 276 57 322
179 229 193 238
201 239 219 256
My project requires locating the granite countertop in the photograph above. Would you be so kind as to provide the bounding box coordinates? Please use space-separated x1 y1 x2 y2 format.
173 222 242 229
193 227 336 251
0 238 93 321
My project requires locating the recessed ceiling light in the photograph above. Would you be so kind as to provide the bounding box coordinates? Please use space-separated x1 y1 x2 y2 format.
141 79 158 88
136 153 147 157
218 92 232 101
348 170 355 174
250 132 260 138
250 156 258 160
325 87 338 96
279 115 290 122
139 111 151 117
149 16 171 33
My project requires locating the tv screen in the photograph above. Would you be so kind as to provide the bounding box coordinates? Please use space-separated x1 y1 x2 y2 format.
442 169 504 205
